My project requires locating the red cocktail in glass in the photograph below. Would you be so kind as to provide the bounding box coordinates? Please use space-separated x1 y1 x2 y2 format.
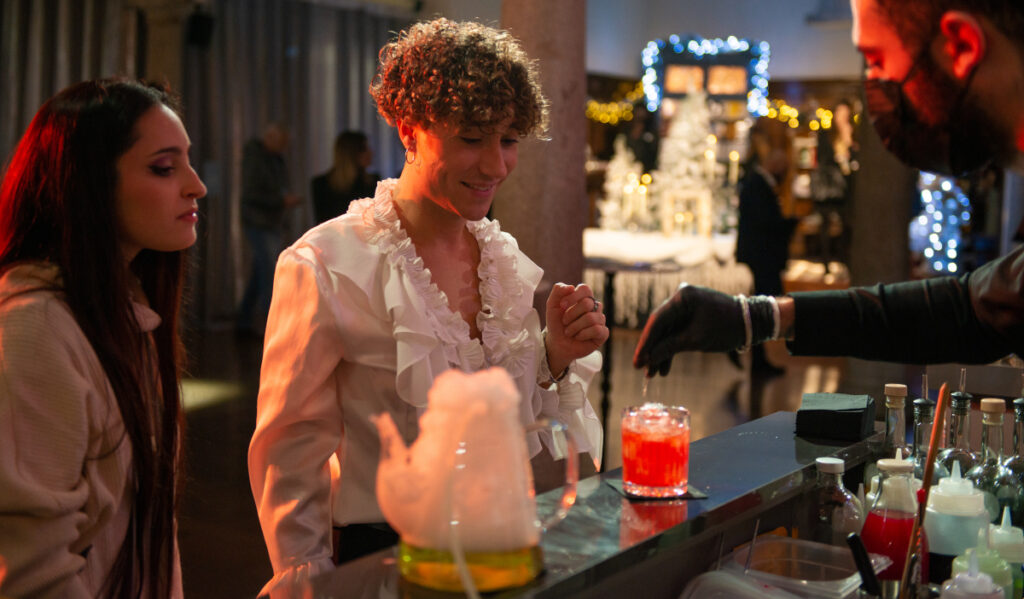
621 403 690 497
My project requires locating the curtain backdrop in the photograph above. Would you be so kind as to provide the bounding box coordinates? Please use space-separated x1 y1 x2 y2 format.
183 0 410 327
0 0 130 162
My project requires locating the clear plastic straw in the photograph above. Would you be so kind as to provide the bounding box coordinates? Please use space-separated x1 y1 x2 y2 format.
744 518 761 575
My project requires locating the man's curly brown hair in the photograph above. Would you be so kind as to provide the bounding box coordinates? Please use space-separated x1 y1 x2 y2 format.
369 18 549 137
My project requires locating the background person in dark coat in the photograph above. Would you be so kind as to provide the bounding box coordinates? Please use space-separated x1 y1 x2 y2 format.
237 123 300 335
735 117 797 375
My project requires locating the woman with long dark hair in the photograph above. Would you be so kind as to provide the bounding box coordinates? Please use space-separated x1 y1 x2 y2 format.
0 79 206 598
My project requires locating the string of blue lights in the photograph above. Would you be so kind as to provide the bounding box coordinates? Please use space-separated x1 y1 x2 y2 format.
640 34 771 116
909 173 972 274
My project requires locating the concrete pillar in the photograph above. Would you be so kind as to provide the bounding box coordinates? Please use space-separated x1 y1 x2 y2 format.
842 97 919 414
497 0 588 315
848 108 915 287
133 0 192 91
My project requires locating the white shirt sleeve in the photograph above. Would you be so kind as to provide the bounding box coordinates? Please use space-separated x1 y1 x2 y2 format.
554 350 604 471
248 248 347 587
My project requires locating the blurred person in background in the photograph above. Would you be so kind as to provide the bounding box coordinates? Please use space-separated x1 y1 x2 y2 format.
735 117 798 376
237 122 300 336
311 130 380 224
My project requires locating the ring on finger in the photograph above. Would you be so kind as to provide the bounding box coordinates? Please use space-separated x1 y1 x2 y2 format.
591 299 602 313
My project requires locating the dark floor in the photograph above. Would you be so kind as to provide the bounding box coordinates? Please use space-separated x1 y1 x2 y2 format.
176 327 919 598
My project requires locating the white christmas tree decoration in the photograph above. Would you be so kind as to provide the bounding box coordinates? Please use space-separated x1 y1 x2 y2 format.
651 92 717 236
599 135 645 230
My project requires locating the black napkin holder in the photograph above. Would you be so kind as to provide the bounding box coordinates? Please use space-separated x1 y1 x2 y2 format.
795 393 875 442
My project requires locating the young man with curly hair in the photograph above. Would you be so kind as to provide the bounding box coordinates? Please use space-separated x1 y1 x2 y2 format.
248 19 608 593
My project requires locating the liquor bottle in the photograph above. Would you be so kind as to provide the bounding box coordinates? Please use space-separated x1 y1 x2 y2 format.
885 383 910 460
966 398 1024 524
861 458 929 587
1004 397 1024 487
865 383 909 488
914 395 949 481
811 457 863 546
939 369 979 478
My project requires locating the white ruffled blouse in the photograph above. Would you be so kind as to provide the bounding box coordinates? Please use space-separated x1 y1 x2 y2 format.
248 179 603 585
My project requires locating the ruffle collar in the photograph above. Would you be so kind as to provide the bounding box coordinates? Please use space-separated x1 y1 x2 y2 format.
355 180 536 385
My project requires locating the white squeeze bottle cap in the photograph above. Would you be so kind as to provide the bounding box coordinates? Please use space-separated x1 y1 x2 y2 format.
940 551 1003 598
990 507 1024 563
816 456 845 473
929 462 986 516
868 449 921 502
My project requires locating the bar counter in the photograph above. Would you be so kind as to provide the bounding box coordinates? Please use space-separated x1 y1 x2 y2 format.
305 411 881 598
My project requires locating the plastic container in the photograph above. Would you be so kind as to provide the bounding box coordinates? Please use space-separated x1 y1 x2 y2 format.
865 448 922 508
952 528 1013 599
811 457 864 546
927 462 991 583
941 550 1004 598
679 570 803 599
723 536 891 598
861 458 928 583
990 507 1024 599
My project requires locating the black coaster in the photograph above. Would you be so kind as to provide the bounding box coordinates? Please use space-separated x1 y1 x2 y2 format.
605 478 707 500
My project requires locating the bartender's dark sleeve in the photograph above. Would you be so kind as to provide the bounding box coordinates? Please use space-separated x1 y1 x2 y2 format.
785 245 1024 364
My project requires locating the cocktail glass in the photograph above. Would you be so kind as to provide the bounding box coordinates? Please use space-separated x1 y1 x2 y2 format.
621 403 690 498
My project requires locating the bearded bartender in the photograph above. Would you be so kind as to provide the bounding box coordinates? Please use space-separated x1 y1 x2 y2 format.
634 0 1024 374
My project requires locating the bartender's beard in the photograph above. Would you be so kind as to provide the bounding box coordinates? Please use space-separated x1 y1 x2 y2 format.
906 53 1016 171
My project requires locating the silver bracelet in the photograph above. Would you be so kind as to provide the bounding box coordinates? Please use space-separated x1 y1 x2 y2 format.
545 365 570 385
540 330 571 385
767 295 781 340
738 294 752 353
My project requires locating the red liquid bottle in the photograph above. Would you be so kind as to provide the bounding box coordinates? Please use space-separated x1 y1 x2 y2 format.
861 458 929 585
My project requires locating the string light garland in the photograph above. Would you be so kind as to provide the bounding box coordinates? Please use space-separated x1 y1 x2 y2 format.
909 172 971 274
641 34 770 116
766 100 843 130
586 82 645 125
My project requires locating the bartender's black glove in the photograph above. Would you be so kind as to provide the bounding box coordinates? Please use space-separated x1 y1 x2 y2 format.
632 284 778 376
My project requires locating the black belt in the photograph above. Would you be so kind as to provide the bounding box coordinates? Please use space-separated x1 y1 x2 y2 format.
332 522 398 564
